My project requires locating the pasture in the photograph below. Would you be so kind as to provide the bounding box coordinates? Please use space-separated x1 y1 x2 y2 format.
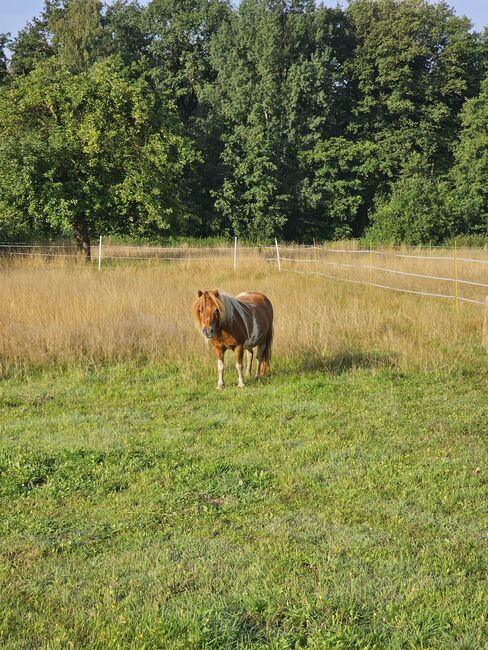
1 251 487 648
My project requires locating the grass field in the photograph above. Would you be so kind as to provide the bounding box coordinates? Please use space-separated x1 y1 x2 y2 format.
1 257 487 648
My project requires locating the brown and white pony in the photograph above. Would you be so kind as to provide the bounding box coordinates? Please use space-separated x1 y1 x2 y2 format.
192 290 274 389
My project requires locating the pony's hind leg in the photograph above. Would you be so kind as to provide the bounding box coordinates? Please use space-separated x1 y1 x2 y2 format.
235 345 245 388
255 344 264 379
246 349 253 376
255 342 271 379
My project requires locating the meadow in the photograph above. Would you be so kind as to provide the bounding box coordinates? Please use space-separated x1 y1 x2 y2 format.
0 251 487 648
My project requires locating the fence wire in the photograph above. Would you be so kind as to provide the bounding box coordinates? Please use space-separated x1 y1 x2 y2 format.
1 241 487 307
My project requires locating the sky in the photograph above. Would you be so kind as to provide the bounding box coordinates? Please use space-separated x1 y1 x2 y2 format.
1 0 487 42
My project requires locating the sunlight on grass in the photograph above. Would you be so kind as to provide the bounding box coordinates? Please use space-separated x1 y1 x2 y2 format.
0 255 487 647
0 249 485 374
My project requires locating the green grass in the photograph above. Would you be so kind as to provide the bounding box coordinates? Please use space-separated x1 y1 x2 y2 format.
1 358 487 648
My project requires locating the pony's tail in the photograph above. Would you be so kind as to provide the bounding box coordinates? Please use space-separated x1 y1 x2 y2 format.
260 325 273 375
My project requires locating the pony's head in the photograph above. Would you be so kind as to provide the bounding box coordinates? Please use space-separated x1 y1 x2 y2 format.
192 290 225 339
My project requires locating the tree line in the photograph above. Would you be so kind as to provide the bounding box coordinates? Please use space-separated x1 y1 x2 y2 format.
0 0 487 255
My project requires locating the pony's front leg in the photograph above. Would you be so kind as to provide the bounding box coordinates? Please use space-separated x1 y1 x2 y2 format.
213 345 225 389
235 345 245 388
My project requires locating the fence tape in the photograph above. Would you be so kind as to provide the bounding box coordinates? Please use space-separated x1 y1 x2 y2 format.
274 256 488 288
281 267 485 305
273 246 488 265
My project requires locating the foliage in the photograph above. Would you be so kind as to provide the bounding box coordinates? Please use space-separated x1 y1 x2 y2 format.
299 138 383 240
209 0 354 240
143 0 233 236
0 57 194 254
449 74 488 236
368 166 451 245
0 34 9 85
9 18 53 77
47 0 106 73
102 0 150 65
347 0 481 175
0 0 487 244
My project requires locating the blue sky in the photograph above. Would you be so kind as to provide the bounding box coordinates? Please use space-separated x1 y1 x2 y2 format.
1 0 487 41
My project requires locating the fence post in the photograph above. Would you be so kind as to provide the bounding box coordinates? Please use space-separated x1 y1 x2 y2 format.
454 239 459 309
98 236 102 271
275 238 281 272
369 242 372 286
233 236 237 271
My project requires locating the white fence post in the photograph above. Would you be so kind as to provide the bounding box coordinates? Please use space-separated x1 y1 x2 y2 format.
275 237 281 272
98 236 102 271
369 242 372 286
234 236 237 271
454 239 458 309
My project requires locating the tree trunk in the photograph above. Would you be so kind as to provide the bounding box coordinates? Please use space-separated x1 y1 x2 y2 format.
74 214 91 262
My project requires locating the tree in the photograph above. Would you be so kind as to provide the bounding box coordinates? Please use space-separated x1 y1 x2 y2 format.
47 0 107 72
367 156 451 244
449 74 488 236
0 58 194 258
209 0 353 240
102 0 149 65
208 0 292 239
146 0 231 120
9 18 53 77
1 0 485 246
144 0 232 235
347 0 482 182
299 138 384 240
0 34 8 85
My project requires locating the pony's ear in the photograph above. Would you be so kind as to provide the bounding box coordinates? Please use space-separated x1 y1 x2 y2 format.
197 290 203 297
213 289 219 297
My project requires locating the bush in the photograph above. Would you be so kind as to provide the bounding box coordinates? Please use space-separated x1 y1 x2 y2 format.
443 234 488 248
367 174 451 245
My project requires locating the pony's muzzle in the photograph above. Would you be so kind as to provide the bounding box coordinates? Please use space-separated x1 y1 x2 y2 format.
202 327 213 338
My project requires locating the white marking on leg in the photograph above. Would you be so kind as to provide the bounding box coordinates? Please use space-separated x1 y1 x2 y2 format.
217 358 224 389
236 362 244 388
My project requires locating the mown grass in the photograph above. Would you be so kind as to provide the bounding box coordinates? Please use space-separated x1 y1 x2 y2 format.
1 355 487 648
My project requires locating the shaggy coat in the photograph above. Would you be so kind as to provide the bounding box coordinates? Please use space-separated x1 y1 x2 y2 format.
192 289 273 388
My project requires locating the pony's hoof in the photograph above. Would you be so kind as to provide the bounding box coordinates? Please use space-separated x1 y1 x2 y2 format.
216 385 224 390
237 383 245 388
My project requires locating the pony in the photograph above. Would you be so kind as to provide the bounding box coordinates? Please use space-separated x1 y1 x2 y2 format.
192 289 274 389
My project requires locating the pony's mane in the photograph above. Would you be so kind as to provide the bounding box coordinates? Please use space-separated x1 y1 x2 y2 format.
220 293 251 334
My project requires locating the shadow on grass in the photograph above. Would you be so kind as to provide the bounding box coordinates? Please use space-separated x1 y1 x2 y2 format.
280 348 398 376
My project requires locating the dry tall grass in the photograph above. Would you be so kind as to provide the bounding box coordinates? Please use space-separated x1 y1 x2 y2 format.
483 297 488 352
0 247 485 374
